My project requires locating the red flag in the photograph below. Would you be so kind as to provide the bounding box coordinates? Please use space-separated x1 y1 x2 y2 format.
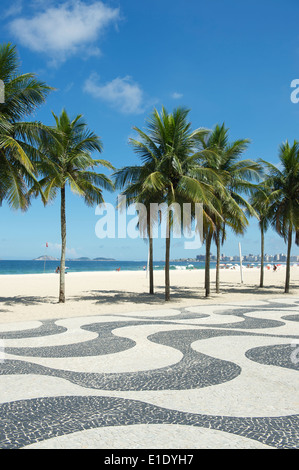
46 242 48 248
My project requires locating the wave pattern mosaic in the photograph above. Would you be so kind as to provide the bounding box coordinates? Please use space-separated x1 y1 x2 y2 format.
1 298 299 449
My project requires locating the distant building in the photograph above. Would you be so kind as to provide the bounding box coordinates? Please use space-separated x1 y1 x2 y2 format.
196 252 298 263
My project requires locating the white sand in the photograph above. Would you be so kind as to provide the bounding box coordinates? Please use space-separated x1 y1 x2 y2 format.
0 265 298 323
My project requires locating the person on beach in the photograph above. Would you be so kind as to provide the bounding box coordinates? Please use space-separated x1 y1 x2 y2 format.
55 266 60 273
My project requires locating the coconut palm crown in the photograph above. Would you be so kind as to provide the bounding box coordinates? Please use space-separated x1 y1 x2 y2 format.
0 43 53 210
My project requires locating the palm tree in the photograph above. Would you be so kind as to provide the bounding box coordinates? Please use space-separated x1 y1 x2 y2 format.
0 43 53 210
212 197 250 294
199 124 261 295
113 161 160 295
33 109 114 303
249 182 273 287
121 107 221 301
203 216 216 298
262 141 299 293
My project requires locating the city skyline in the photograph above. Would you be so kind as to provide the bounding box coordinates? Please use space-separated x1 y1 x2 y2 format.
1 251 298 263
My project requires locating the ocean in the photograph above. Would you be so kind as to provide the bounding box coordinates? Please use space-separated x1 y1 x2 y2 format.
0 260 217 275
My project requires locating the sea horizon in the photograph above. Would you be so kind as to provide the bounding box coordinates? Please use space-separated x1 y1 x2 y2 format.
0 259 219 275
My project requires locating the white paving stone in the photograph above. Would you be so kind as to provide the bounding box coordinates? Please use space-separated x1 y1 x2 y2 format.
0 321 42 333
23 424 272 449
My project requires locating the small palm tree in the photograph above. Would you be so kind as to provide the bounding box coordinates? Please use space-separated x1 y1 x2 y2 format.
199 124 261 295
113 161 160 295
262 141 299 293
249 182 273 287
33 109 114 302
0 43 53 210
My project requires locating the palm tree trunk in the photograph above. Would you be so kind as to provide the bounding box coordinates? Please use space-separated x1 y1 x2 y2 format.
215 227 220 294
205 229 212 298
260 225 264 288
165 213 171 301
59 185 66 303
149 237 154 294
147 215 154 295
285 228 292 294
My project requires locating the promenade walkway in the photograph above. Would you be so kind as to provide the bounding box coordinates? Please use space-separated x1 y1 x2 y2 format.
0 297 299 449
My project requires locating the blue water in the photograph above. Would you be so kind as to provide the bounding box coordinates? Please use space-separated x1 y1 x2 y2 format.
0 260 215 275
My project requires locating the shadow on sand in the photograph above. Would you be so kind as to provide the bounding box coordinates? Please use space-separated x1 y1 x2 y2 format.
0 282 295 307
0 296 57 307
69 283 289 306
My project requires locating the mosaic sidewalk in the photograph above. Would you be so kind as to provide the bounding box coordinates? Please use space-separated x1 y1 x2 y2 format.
0 297 299 449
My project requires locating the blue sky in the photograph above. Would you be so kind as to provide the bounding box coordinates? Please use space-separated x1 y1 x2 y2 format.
1 0 299 261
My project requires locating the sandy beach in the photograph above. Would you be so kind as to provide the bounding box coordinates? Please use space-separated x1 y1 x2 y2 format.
0 265 299 323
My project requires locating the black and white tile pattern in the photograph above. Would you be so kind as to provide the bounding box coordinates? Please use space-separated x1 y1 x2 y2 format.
1 298 299 449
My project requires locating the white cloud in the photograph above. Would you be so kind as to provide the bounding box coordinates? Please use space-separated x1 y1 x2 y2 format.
172 92 183 99
84 73 145 114
8 1 120 64
3 0 23 18
64 82 75 93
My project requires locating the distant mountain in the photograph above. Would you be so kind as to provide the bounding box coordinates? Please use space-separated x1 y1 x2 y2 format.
33 256 116 262
72 257 116 261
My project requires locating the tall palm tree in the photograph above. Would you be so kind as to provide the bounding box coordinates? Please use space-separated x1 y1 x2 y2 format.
32 109 114 303
0 43 53 210
121 107 221 301
199 124 261 295
262 141 299 293
249 182 273 287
